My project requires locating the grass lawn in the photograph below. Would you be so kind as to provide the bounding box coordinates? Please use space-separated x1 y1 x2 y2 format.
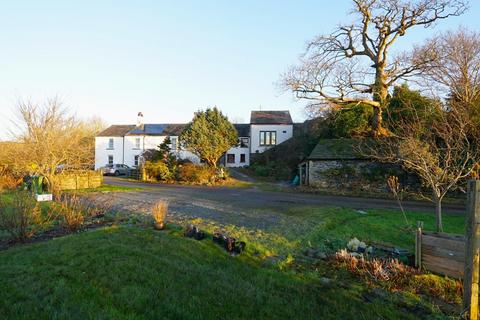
0 225 448 320
0 188 466 319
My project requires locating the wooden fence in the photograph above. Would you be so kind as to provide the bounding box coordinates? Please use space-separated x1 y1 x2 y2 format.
415 225 465 279
54 171 103 190
415 180 480 318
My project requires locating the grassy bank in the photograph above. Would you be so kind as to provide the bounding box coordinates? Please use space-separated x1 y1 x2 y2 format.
0 225 451 319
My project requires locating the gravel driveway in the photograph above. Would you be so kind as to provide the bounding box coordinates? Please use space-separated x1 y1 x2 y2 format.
84 177 465 231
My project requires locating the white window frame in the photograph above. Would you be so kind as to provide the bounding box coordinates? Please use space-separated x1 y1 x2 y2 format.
108 155 114 165
108 138 114 150
134 137 141 149
134 155 139 166
259 131 276 146
170 137 178 151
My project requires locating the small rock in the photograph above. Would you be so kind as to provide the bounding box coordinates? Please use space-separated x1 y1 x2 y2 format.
315 251 327 260
356 210 368 215
319 277 332 286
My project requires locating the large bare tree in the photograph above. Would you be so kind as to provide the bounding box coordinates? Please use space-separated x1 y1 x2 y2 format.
420 27 480 107
4 98 104 190
283 0 468 136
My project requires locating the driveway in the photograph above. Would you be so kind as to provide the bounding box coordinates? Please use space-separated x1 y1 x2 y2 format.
90 177 465 231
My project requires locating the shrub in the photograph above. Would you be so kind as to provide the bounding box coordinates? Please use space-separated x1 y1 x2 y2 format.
0 168 21 191
152 200 168 224
0 191 45 241
144 161 172 181
53 194 86 232
178 163 216 184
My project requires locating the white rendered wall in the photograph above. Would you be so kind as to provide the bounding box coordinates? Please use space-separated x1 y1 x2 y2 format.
95 137 126 170
250 124 293 154
95 135 200 169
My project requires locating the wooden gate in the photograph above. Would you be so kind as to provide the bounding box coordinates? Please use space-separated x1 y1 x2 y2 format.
415 225 465 279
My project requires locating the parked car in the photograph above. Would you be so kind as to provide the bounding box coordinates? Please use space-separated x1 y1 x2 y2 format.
103 164 130 176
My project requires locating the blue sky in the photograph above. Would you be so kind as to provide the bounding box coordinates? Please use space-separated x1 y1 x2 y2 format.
0 1 479 139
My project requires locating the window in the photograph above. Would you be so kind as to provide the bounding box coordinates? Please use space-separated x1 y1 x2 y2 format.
108 138 114 149
227 154 235 163
108 155 113 165
239 138 249 148
134 155 139 166
259 131 276 146
134 138 141 149
170 137 178 151
240 154 246 163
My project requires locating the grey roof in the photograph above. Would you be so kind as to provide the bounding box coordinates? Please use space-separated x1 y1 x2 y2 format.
234 124 250 137
126 124 186 136
97 125 136 137
250 110 293 125
308 139 367 160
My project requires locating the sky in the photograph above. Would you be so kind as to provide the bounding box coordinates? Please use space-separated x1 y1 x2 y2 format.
0 1 479 140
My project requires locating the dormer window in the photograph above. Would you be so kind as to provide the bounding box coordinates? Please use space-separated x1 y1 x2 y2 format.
108 138 114 149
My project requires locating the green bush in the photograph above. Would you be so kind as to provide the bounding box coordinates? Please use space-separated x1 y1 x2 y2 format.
144 161 172 181
178 163 217 184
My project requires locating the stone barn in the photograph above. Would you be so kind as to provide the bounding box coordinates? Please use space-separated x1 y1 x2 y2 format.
299 139 415 194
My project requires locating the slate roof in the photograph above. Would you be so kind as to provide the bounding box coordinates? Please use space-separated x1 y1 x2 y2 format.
307 139 367 160
250 111 293 125
234 124 250 137
97 125 136 137
126 124 186 136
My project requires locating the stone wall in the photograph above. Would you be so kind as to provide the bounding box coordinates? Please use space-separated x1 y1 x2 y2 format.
306 159 419 194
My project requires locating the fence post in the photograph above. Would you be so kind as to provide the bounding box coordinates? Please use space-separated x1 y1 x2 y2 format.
415 221 423 269
463 180 480 319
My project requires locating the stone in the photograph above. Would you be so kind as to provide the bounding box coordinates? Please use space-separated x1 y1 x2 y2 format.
356 210 368 215
315 251 327 260
319 277 332 286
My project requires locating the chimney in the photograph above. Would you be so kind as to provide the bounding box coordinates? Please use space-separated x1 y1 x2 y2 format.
137 112 144 130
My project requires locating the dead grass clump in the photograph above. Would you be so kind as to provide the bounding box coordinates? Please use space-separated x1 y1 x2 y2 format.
333 249 463 305
152 201 168 224
334 249 418 289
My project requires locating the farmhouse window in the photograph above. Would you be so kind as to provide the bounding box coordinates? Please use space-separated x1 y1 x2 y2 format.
170 137 178 151
134 155 139 166
108 138 114 149
240 154 246 163
239 137 249 148
259 131 276 146
227 154 235 163
134 138 141 149
108 155 113 165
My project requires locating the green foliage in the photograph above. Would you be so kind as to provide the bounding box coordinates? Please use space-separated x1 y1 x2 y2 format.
329 104 373 138
180 107 237 167
386 84 440 132
144 161 172 181
178 163 219 185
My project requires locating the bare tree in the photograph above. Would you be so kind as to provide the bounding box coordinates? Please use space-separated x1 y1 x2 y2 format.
4 98 103 190
371 98 479 232
283 0 468 136
420 27 480 106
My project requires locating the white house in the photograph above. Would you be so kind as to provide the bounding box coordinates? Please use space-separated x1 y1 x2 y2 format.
95 124 199 170
223 111 294 167
95 110 294 169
